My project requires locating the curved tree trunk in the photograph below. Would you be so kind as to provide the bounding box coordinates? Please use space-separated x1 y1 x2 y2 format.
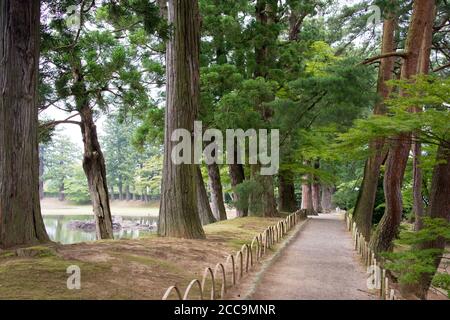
158 0 205 238
278 169 297 213
197 166 217 225
370 0 435 253
370 134 410 252
80 107 114 240
0 0 49 248
353 13 396 240
207 163 227 220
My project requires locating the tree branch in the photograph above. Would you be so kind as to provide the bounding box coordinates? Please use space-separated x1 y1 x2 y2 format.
432 62 450 73
360 51 408 65
42 114 81 128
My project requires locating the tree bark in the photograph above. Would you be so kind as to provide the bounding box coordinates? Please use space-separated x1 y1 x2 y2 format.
278 169 297 213
353 13 396 240
118 177 123 201
125 185 131 201
197 166 217 225
249 165 278 217
370 0 436 254
312 160 322 213
312 182 321 213
229 162 247 217
39 145 45 199
321 185 333 213
79 106 114 240
301 180 316 216
158 0 205 238
254 0 269 78
413 3 436 231
58 182 65 201
249 0 279 218
0 0 49 248
288 10 306 42
207 163 227 220
301 161 316 216
414 143 450 298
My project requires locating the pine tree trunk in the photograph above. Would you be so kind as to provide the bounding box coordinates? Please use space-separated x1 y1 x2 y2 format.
414 143 450 298
0 0 49 248
300 161 316 216
118 178 123 201
312 182 322 213
228 153 248 217
370 134 411 252
413 3 435 231
39 145 45 199
261 174 278 217
125 185 131 201
321 185 333 213
80 106 114 240
229 163 247 217
207 163 227 220
370 0 435 253
312 160 322 213
248 0 279 218
158 0 205 238
353 13 396 240
249 165 278 217
301 181 316 216
197 166 217 225
58 182 65 201
278 169 297 213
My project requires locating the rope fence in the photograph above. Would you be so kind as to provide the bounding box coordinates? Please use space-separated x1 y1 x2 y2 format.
344 212 399 300
162 211 305 300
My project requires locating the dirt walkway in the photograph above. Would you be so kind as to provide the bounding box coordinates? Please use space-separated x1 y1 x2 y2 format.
249 213 376 300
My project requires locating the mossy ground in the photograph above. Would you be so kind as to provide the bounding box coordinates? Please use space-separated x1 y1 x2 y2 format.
0 217 283 299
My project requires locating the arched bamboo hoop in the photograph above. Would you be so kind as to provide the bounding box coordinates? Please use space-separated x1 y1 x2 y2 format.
241 243 251 272
250 236 260 263
162 211 306 300
162 285 183 300
183 279 203 300
213 263 227 299
201 267 216 300
236 250 244 280
225 254 236 286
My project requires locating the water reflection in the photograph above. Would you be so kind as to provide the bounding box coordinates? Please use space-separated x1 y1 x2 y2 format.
43 215 158 244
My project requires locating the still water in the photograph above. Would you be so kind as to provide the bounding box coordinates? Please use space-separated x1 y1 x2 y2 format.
43 215 158 244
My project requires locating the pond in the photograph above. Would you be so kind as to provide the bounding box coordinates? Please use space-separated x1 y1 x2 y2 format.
43 215 158 244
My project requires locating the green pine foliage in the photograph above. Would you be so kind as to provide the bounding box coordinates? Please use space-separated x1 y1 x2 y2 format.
382 218 450 297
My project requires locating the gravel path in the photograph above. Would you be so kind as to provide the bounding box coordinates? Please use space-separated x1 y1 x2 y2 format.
249 213 376 299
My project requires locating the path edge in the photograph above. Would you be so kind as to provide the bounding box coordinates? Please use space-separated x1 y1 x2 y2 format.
230 217 310 300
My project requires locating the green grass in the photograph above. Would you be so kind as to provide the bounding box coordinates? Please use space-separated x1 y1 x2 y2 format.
0 216 288 299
